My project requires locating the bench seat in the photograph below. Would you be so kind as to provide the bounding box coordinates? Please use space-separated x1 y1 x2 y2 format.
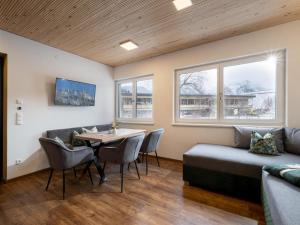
183 144 300 179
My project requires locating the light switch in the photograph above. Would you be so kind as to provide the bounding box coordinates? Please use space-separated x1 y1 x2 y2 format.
16 111 24 125
16 99 23 105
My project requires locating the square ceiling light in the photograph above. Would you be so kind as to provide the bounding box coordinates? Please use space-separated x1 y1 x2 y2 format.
173 0 193 11
120 41 138 51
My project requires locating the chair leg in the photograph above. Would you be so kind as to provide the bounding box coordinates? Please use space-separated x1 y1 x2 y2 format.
81 161 92 178
87 167 94 185
142 152 145 163
128 163 130 171
62 170 65 200
155 151 160 167
136 154 142 163
146 153 148 175
103 161 106 172
134 160 140 180
73 168 77 177
45 169 53 191
120 164 124 193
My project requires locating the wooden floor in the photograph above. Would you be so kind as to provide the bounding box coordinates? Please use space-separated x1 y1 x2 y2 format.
0 158 265 225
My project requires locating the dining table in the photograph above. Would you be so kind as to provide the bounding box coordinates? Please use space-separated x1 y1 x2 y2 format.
75 128 146 183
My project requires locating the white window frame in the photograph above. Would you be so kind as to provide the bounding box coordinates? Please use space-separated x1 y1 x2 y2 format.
115 75 154 123
174 50 286 126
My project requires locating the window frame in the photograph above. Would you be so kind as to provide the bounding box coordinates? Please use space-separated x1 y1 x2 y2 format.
115 75 154 123
174 50 286 126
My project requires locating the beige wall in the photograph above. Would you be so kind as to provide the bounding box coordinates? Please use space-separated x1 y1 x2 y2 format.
114 20 300 160
0 30 114 179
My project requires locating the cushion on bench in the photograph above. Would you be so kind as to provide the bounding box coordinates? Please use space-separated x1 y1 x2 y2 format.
47 124 112 145
183 144 300 179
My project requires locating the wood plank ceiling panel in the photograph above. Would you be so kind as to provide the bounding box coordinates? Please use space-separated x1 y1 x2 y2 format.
0 0 300 66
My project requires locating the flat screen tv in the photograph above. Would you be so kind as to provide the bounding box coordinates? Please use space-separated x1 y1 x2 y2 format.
54 78 96 106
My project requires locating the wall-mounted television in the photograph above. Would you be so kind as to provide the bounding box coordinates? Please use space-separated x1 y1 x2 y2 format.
54 78 96 106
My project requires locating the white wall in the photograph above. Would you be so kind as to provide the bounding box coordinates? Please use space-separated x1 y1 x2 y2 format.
0 30 114 179
114 20 300 161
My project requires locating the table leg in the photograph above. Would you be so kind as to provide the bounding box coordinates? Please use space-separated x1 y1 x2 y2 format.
85 140 92 148
93 156 107 183
84 140 107 183
94 144 107 183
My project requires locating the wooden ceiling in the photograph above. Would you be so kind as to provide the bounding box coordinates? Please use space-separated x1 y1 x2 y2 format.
1 0 300 66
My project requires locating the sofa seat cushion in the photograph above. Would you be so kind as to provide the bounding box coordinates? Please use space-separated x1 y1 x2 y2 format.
262 171 300 225
183 144 300 179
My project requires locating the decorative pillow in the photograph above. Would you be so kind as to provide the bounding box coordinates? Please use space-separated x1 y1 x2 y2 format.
53 137 74 149
263 164 300 188
54 137 66 146
82 127 98 134
72 130 86 147
249 131 280 155
82 127 98 144
234 126 284 152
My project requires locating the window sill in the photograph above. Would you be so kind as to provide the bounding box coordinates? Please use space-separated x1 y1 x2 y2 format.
117 120 154 125
172 122 283 128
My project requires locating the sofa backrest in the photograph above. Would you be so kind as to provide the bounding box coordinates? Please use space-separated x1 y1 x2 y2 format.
233 126 300 155
47 124 112 144
284 128 300 155
234 126 284 152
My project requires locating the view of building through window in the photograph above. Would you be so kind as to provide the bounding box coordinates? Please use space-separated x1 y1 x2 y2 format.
136 79 152 119
179 68 217 119
223 59 276 120
117 76 153 120
176 51 284 123
117 52 284 124
119 82 133 118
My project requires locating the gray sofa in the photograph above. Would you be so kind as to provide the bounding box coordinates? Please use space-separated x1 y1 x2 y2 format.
183 127 300 225
46 124 112 148
262 171 300 225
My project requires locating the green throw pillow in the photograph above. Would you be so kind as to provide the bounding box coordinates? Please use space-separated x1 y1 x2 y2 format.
263 164 300 187
249 131 279 155
54 137 65 146
54 137 74 149
72 130 86 147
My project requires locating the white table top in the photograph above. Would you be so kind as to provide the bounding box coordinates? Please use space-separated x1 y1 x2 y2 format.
75 128 146 144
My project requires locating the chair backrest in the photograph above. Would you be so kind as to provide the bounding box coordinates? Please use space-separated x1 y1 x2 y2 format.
39 137 71 170
121 134 145 163
141 128 164 153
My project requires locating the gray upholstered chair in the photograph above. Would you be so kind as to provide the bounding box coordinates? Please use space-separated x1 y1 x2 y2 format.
39 137 95 199
140 129 164 175
98 134 145 192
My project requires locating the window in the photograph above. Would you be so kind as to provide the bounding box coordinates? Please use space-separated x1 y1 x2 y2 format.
178 66 218 120
116 75 153 122
175 50 285 125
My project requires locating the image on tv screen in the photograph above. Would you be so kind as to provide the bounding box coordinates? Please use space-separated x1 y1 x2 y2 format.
55 78 96 106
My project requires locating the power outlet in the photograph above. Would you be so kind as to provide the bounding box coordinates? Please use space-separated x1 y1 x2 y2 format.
15 159 22 165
